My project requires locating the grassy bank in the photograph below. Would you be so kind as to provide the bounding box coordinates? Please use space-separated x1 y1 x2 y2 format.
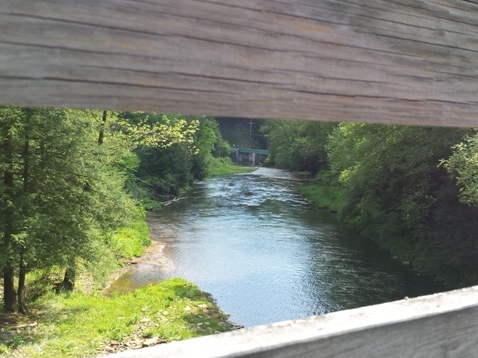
0 205 235 357
297 182 343 213
0 278 234 357
72 206 152 292
108 207 151 260
207 157 255 177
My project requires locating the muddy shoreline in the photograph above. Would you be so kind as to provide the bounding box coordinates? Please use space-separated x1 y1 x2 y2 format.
102 236 174 294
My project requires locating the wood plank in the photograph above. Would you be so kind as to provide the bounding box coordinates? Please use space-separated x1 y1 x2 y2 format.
103 285 478 357
1 0 478 126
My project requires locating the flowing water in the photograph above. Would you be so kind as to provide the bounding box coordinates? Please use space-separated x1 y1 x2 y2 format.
110 167 444 327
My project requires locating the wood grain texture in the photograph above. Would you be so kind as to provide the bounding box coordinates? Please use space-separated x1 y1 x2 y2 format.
1 0 478 126
104 285 478 357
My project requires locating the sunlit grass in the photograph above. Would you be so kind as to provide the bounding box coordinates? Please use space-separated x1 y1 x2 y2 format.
207 157 255 177
0 279 233 357
108 207 151 260
298 182 343 212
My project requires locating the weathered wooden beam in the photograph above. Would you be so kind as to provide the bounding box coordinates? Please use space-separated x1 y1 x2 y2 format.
104 285 478 357
1 1 478 126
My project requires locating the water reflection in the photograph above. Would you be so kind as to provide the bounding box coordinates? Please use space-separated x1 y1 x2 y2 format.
111 168 445 327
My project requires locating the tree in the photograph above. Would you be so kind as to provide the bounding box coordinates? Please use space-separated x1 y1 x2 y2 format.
322 122 478 285
215 117 267 150
116 112 198 196
326 123 465 234
440 132 478 206
120 114 230 196
262 120 335 174
0 107 23 312
116 112 198 149
0 107 135 312
191 118 229 180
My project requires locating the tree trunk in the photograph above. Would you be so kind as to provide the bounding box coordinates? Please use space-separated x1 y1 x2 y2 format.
97 110 107 145
3 124 16 312
3 267 16 312
17 250 28 314
17 110 31 314
61 265 76 292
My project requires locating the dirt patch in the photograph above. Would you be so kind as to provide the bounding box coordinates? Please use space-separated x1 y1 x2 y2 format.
136 241 174 272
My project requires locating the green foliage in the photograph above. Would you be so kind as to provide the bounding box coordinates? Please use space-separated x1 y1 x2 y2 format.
323 122 478 286
191 118 231 180
261 120 336 174
129 116 234 196
0 279 234 357
213 136 231 158
0 107 145 310
135 143 194 196
215 117 267 150
440 131 478 205
108 206 151 260
116 112 198 149
297 182 343 213
326 123 464 232
194 119 218 155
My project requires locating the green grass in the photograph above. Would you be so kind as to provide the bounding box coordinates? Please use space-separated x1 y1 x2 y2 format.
108 206 151 260
207 157 255 177
0 279 234 357
298 182 343 212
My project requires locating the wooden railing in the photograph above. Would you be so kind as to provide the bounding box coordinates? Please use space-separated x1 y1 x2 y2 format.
103 286 478 357
2 0 478 127
2 1 478 357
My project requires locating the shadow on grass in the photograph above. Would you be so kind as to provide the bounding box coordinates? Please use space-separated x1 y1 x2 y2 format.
1 280 239 356
0 299 86 353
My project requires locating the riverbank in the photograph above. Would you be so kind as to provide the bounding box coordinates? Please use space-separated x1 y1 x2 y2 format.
0 154 254 356
143 168 444 327
207 157 255 177
0 278 237 357
298 182 417 264
297 182 343 212
0 210 237 357
297 181 461 289
101 240 173 296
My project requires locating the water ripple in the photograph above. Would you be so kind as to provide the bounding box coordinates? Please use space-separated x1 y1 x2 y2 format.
113 168 445 327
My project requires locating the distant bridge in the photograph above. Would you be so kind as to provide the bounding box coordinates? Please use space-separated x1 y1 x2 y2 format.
231 148 268 167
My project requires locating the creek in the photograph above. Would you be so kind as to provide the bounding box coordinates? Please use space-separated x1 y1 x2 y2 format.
108 168 444 327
